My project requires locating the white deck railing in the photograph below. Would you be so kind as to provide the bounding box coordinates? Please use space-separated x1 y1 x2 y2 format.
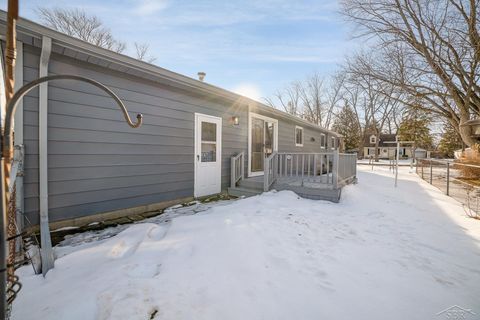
264 152 278 191
263 150 357 191
337 153 357 187
230 152 245 188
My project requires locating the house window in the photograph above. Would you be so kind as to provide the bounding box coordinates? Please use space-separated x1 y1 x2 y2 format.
201 122 217 162
320 134 326 149
295 126 304 147
367 148 377 156
370 135 376 144
331 137 336 149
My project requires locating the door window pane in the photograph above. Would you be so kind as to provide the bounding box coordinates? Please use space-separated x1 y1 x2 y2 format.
201 143 216 162
265 122 274 156
251 118 264 172
202 122 216 142
201 121 217 162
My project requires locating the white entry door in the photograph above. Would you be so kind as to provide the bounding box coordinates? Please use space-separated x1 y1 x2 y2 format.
194 113 222 197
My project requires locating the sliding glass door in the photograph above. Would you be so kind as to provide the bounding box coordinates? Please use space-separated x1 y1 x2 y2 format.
251 118 264 172
249 114 277 176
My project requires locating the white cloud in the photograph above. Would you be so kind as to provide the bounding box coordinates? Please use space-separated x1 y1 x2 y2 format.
133 0 168 16
232 83 262 101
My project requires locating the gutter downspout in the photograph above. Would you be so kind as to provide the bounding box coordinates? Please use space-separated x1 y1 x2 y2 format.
38 36 54 275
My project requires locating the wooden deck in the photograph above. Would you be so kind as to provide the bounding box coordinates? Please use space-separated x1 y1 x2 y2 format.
228 175 344 202
228 151 357 202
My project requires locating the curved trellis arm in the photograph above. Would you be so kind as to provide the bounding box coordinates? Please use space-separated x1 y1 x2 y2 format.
3 74 143 156
0 74 143 281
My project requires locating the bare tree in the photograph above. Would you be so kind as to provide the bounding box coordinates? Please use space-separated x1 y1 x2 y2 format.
298 73 326 125
342 57 404 160
388 106 403 134
342 82 369 157
37 7 126 53
324 73 347 128
134 42 157 63
265 72 343 128
340 0 480 147
264 81 303 116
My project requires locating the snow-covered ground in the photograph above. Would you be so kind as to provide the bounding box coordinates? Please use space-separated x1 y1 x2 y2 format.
13 166 480 320
357 158 414 165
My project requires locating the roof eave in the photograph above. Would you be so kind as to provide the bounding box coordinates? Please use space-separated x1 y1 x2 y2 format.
0 10 341 137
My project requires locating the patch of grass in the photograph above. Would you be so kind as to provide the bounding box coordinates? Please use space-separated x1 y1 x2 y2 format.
40 193 236 246
199 193 236 203
456 177 480 187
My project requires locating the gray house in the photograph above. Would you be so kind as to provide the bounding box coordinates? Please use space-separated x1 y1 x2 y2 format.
0 13 352 230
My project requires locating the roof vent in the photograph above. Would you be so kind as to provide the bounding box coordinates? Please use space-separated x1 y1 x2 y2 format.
197 72 206 82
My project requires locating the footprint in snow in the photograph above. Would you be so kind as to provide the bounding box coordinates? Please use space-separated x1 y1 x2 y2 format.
96 285 157 320
123 263 162 279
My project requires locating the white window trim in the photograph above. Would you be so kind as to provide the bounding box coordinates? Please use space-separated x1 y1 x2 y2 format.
370 135 376 144
247 112 279 177
320 133 326 149
295 126 304 147
331 136 336 150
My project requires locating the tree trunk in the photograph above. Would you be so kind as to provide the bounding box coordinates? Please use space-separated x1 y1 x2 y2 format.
358 135 365 159
458 114 477 147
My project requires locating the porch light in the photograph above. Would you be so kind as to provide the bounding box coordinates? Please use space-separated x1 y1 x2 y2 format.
232 116 240 126
310 137 315 142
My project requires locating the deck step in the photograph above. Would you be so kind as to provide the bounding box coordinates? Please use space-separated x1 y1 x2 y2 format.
228 186 262 198
238 179 264 190
272 182 342 203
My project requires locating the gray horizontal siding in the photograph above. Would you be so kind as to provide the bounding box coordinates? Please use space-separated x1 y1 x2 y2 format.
24 154 193 169
31 189 194 224
19 39 334 227
251 108 335 153
278 122 334 153
26 180 193 211
23 163 194 183
22 43 247 226
25 171 194 196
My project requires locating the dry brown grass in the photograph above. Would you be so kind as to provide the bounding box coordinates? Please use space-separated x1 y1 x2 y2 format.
455 149 480 179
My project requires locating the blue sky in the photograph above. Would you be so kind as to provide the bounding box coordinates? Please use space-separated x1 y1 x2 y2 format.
4 0 357 101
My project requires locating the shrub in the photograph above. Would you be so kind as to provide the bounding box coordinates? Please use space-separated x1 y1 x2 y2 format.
455 149 480 179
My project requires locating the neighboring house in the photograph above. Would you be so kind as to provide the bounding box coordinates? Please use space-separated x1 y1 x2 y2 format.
0 13 342 228
363 134 426 159
364 134 397 159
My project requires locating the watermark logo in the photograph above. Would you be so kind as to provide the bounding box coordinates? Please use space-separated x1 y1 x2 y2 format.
437 305 476 320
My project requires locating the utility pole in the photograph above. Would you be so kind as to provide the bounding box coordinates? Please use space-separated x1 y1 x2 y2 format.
395 140 399 187
385 137 414 188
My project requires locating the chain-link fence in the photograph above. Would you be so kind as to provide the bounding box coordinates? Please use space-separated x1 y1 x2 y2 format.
417 159 480 219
